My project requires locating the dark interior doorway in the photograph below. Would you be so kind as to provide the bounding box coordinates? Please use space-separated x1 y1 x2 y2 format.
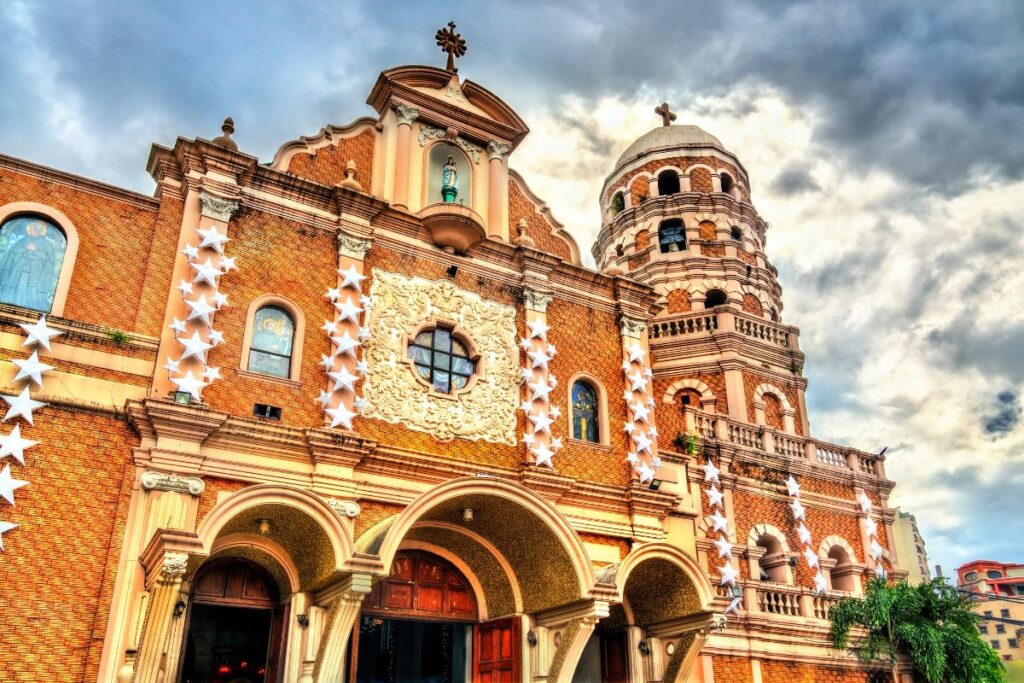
356 617 469 683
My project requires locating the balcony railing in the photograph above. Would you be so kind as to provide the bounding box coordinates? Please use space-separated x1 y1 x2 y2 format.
680 410 885 478
648 308 799 352
729 580 848 621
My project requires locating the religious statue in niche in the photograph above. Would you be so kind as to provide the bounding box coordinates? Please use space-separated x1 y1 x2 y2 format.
441 155 459 202
0 216 67 312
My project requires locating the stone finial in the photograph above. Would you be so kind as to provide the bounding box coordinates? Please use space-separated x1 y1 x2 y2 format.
211 117 239 151
338 159 362 192
435 21 467 73
512 218 535 248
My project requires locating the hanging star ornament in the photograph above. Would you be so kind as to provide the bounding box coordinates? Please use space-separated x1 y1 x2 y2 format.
185 294 218 325
0 463 28 505
630 401 650 423
813 571 828 594
627 371 648 393
163 358 180 374
703 460 721 483
0 424 37 465
874 564 887 578
212 291 229 308
532 444 555 468
189 258 224 287
170 371 206 399
725 596 742 616
529 411 554 434
527 349 552 369
328 367 359 393
219 255 238 272
338 265 366 290
202 366 222 382
20 316 62 351
331 332 360 357
790 499 806 521
636 462 655 483
626 342 646 364
713 535 733 559
785 475 800 497
705 485 724 508
334 298 363 322
2 387 45 426
0 519 18 551
803 547 820 568
177 279 193 296
169 318 187 334
326 403 357 430
710 510 729 533
12 351 54 386
719 561 738 586
863 516 878 537
177 331 212 361
207 329 225 346
857 492 873 513
797 523 812 545
528 380 553 402
526 319 549 339
182 243 200 261
633 431 653 454
196 224 230 253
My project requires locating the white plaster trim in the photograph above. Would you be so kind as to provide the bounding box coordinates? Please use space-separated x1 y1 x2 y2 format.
752 383 794 412
817 535 860 564
747 523 793 554
662 378 715 405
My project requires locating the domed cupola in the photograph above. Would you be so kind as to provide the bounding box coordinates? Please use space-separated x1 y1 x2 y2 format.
591 102 781 325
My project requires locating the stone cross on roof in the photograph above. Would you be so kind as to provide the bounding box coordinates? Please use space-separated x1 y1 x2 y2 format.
436 21 467 74
655 102 677 127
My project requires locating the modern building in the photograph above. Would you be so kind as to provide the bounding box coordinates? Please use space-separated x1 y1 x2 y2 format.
0 26 911 683
957 560 1024 663
892 510 930 585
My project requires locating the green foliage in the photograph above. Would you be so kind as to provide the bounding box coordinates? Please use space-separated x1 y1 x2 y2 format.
672 431 701 456
829 577 1006 683
107 329 130 345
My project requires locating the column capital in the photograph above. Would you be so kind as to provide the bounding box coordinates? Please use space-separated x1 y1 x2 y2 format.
523 288 553 313
487 140 512 160
162 551 189 577
619 315 647 337
140 470 206 496
199 191 240 222
394 103 420 126
336 231 372 259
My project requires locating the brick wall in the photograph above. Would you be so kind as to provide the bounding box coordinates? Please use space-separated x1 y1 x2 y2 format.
698 221 718 240
604 156 741 205
760 660 874 682
712 655 752 681
0 407 136 683
743 372 804 436
508 178 573 262
666 289 691 313
0 166 161 334
285 128 376 190
742 293 764 317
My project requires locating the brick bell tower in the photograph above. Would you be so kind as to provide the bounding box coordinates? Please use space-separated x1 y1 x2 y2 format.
593 104 812 453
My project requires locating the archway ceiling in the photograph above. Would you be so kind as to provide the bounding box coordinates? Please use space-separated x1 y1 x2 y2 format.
623 558 702 628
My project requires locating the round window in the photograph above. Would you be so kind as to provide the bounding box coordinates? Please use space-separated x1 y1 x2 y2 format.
407 326 476 394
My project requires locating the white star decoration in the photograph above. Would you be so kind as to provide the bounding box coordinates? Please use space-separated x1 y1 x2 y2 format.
813 571 828 594
170 371 206 399
331 332 360 356
219 255 238 272
803 547 820 568
725 596 742 615
529 411 554 434
857 492 873 513
864 516 878 537
713 535 732 558
797 523 812 545
703 460 721 482
0 425 37 466
626 342 646 364
177 279 193 296
790 499 806 521
182 243 199 261
627 371 648 392
169 318 187 334
338 265 366 290
710 510 729 533
528 380 554 402
719 562 738 586
705 485 724 508
328 367 359 393
212 291 229 308
12 352 54 387
196 224 230 253
526 319 549 339
629 401 650 423
532 444 555 468
189 258 223 287
0 464 28 505
636 463 655 483
19 316 61 351
185 294 218 325
2 388 45 426
335 298 363 322
633 431 653 454
527 349 552 369
177 331 212 361
326 403 356 430
785 475 800 497
202 367 221 382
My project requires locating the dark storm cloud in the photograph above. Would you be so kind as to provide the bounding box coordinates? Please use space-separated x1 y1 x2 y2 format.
769 167 821 196
983 391 1022 437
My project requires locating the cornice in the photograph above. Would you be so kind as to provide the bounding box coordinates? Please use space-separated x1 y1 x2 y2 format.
0 152 160 210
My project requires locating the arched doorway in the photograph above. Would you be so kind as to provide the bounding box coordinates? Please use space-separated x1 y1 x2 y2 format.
354 550 494 683
180 559 286 683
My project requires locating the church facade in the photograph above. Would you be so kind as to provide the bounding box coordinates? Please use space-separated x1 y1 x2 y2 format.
0 31 907 683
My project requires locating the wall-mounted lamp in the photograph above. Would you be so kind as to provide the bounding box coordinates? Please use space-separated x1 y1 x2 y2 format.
173 391 192 405
730 584 742 598
297 614 309 629
638 640 651 656
257 518 272 536
462 508 474 524
172 599 187 619
526 630 537 647
788 556 798 568
649 478 663 492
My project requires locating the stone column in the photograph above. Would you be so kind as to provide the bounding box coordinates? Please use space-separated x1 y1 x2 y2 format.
487 141 511 239
152 191 239 399
392 104 419 209
313 573 373 683
721 364 748 422
133 552 190 683
647 176 659 198
624 625 646 683
522 289 555 466
620 315 658 481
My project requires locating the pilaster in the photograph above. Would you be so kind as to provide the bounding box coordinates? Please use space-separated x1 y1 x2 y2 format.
313 573 373 683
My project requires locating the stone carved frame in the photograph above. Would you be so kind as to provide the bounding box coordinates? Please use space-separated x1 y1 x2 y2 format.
361 269 520 444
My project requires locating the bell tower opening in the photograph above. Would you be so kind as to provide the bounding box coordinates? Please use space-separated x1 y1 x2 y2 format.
704 288 728 308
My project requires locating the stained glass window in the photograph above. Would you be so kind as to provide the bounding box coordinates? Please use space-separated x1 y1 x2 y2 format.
572 380 599 443
407 326 475 394
248 305 295 379
0 215 67 312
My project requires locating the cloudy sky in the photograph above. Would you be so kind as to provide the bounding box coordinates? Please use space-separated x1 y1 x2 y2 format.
2 0 1022 576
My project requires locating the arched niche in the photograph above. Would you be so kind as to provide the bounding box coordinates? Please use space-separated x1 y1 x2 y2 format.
426 142 473 208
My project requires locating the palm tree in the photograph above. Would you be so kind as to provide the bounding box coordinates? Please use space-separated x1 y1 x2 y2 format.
829 577 1005 683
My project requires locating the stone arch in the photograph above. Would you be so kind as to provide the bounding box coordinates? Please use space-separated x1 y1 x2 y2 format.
652 165 686 196
663 378 714 406
196 483 355 590
740 284 773 314
359 477 596 613
688 278 731 300
818 535 859 564
752 383 794 412
208 532 302 596
0 201 82 317
746 523 792 554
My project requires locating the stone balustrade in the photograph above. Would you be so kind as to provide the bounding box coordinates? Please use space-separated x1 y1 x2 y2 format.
733 580 845 621
648 308 800 353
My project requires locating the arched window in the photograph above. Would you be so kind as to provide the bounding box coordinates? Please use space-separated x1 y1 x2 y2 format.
657 170 680 196
828 546 856 592
611 191 625 215
427 143 472 207
730 226 743 241
756 534 789 584
658 219 686 253
0 214 68 313
248 305 296 379
763 394 784 430
408 325 476 394
720 173 735 194
678 388 703 411
704 289 728 308
987 570 1003 579
571 380 600 443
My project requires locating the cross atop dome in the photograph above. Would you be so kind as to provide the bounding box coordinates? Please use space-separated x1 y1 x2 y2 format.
654 102 676 127
435 21 467 74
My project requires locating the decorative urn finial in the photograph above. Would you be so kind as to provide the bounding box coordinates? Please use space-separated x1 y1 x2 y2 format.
211 117 239 151
435 21 467 74
338 160 362 192
512 218 535 248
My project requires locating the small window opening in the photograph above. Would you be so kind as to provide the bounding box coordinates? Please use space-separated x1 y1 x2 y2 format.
730 226 743 241
657 170 680 196
720 173 735 194
611 192 625 215
704 289 728 308
658 219 686 253
253 404 282 420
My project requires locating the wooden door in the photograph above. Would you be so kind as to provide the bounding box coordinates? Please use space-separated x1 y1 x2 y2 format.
473 618 520 683
600 630 628 683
